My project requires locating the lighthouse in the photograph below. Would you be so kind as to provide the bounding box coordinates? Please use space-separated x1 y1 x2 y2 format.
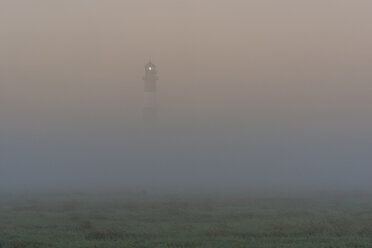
143 60 158 122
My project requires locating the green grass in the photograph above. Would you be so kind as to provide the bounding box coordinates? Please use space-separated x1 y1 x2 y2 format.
1 191 372 247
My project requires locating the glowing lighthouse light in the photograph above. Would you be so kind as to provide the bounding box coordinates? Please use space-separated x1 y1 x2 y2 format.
148 67 152 71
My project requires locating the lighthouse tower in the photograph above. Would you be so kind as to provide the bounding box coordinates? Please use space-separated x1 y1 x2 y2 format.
143 60 158 122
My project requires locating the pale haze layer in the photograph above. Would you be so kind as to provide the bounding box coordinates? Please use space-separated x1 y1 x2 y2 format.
1 0 372 191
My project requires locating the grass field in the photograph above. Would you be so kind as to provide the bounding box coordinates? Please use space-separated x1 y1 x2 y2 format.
1 190 372 247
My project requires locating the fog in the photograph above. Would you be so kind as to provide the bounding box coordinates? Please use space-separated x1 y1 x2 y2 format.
1 0 372 191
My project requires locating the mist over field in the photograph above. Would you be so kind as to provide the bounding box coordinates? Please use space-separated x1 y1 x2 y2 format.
1 0 372 191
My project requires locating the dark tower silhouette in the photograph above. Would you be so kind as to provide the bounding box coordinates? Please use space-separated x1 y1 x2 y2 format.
143 60 158 122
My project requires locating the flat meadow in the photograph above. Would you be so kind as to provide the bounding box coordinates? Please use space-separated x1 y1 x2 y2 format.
1 190 372 247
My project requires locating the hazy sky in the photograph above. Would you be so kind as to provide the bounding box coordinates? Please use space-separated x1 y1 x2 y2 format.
1 0 372 190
